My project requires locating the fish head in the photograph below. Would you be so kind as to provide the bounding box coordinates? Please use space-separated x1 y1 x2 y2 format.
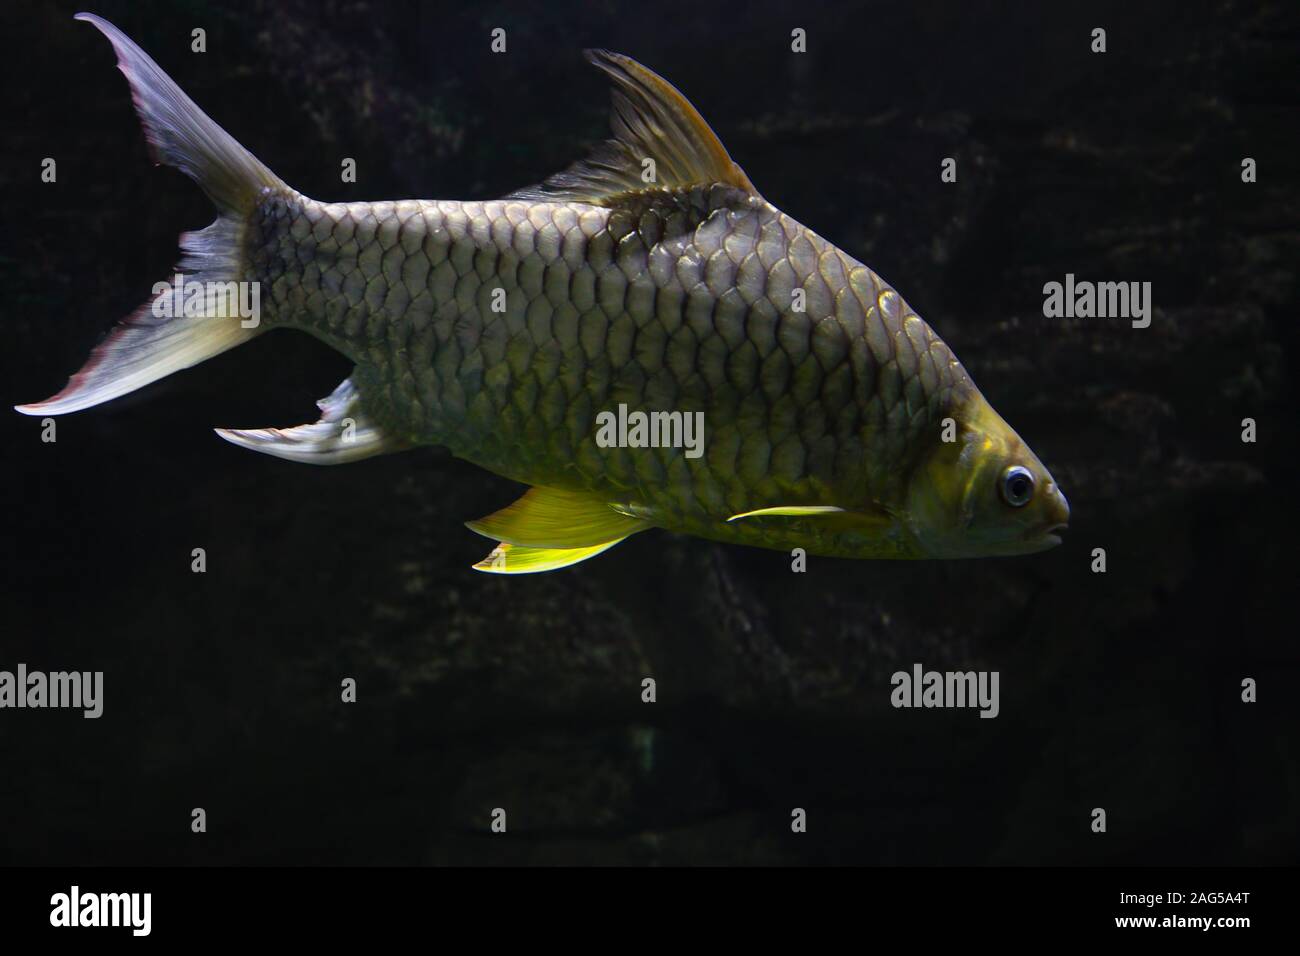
905 392 1069 558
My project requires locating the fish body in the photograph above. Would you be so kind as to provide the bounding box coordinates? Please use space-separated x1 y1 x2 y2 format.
20 15 1069 572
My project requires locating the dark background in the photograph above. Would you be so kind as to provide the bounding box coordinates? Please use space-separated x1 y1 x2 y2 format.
1 0 1296 865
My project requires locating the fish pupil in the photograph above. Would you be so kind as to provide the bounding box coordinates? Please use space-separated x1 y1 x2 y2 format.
1001 467 1034 506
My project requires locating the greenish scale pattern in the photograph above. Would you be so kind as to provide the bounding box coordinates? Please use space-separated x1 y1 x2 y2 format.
247 182 975 546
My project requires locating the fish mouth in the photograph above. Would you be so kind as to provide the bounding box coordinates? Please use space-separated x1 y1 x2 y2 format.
1022 522 1068 549
1040 523 1068 546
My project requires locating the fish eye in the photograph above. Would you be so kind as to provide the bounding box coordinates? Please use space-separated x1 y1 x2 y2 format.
1000 465 1035 507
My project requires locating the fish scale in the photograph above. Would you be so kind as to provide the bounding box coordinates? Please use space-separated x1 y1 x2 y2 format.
250 183 972 532
22 16 1069 570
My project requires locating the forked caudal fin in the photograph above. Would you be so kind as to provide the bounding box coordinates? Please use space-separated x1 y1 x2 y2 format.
15 14 287 417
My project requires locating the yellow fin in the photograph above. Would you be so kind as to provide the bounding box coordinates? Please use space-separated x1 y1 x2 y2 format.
505 49 759 205
472 538 630 575
466 486 651 549
727 505 848 522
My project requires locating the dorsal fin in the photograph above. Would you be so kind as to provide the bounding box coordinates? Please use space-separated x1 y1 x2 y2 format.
506 49 759 205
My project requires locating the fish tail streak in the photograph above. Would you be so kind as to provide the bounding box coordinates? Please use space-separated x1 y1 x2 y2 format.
16 14 288 416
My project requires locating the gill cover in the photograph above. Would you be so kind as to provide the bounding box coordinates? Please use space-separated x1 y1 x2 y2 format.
906 393 1068 558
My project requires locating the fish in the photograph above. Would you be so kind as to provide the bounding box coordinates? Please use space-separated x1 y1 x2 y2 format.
18 14 1070 574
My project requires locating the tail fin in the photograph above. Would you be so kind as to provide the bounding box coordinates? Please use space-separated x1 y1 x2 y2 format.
16 13 287 416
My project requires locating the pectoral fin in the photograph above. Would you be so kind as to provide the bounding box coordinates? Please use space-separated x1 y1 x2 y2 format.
472 538 632 575
215 376 405 464
727 505 848 522
728 509 857 522
726 504 894 533
466 486 650 549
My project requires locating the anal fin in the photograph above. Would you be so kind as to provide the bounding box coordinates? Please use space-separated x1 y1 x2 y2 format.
214 376 403 465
